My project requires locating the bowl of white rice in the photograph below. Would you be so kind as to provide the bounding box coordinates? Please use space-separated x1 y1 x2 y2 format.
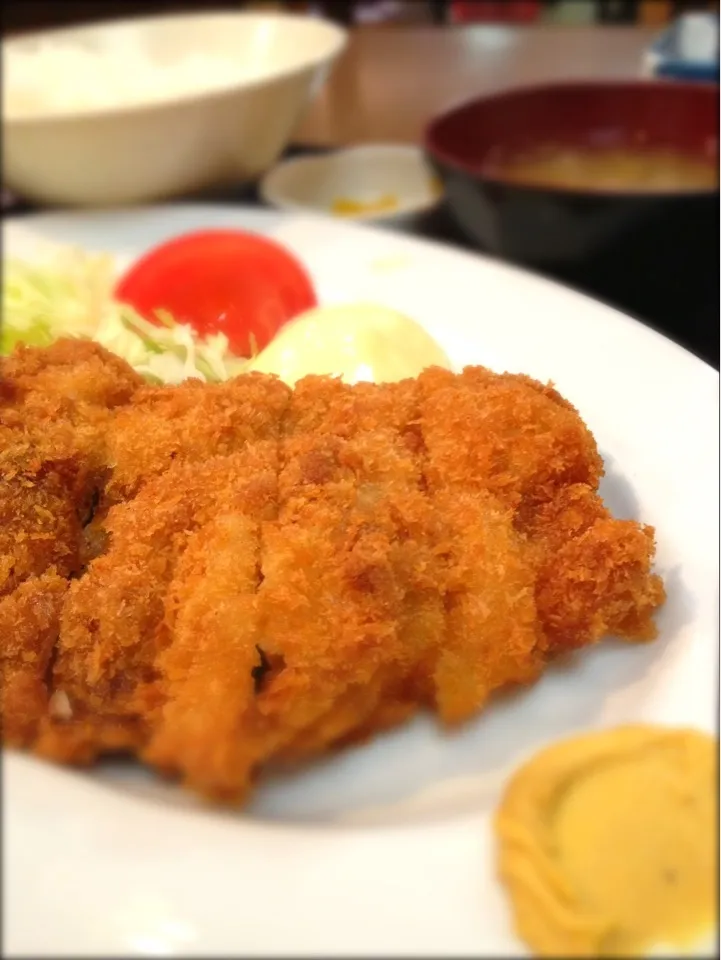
2 11 346 207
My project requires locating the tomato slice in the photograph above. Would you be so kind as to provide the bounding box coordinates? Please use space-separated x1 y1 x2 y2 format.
114 229 317 357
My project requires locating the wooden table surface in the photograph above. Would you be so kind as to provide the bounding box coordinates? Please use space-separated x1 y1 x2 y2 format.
296 24 659 146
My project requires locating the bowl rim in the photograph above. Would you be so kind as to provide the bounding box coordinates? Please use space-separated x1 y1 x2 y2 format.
2 10 347 126
259 143 443 223
423 78 720 199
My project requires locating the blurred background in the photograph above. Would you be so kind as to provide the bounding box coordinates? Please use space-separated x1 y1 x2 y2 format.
2 1 718 31
2 0 719 366
3 1 718 32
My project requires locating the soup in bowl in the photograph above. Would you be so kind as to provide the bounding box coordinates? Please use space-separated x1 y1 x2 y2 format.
424 80 719 362
484 143 717 193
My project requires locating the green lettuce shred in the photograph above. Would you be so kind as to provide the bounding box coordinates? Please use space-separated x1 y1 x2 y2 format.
2 247 249 384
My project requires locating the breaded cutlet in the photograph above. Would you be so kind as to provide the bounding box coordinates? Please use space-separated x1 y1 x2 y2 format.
416 365 603 512
259 375 443 763
0 340 142 750
50 443 278 766
0 342 667 804
103 372 290 506
0 575 68 747
0 337 143 411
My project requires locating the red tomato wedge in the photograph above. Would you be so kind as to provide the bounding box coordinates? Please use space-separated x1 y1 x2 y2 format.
114 229 317 357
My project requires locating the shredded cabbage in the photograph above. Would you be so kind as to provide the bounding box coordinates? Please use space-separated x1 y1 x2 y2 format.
1 247 250 384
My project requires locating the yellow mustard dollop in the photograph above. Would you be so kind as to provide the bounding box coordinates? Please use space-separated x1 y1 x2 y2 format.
495 725 717 958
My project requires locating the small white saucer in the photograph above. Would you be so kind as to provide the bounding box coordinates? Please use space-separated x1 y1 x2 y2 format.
259 144 443 228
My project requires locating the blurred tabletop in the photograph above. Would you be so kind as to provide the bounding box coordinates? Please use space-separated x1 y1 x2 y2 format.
3 19 715 367
294 23 717 369
296 24 659 146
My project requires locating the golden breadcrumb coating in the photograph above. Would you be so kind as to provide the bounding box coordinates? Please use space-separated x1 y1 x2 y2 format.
0 340 666 803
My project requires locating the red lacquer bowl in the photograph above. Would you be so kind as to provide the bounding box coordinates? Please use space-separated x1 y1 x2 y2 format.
424 80 719 361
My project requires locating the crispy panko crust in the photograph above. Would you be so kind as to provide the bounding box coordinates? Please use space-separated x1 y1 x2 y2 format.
1 337 142 411
0 449 90 597
55 444 278 727
417 366 604 510
0 575 68 746
103 374 290 505
1 340 666 803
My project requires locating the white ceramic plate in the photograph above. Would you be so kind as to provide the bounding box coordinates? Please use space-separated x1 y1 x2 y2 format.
3 206 718 958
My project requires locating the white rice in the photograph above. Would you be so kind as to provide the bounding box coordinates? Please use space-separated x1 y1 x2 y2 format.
3 39 248 118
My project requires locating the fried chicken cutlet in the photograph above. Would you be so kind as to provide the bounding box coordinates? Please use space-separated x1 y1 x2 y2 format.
415 366 665 659
101 373 290 507
49 444 278 781
1 340 666 803
0 339 142 747
1 337 141 409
